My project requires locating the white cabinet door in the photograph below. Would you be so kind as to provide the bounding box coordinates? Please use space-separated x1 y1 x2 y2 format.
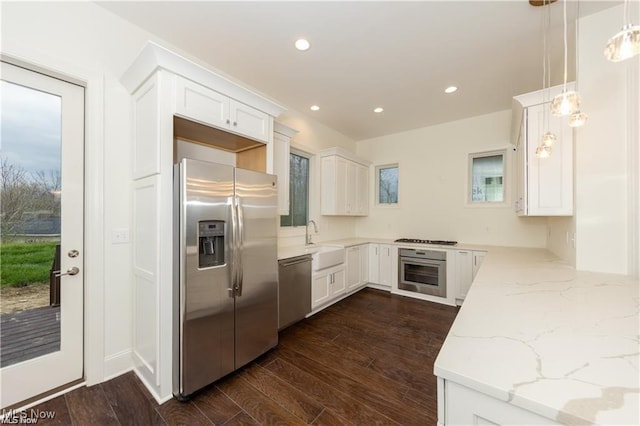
321 154 369 217
473 251 486 279
230 99 270 143
312 273 331 308
332 269 346 296
513 85 574 217
175 77 229 129
378 244 393 286
524 103 573 216
456 250 473 300
356 163 369 215
361 245 369 284
346 161 357 213
445 381 557 425
273 132 290 216
369 244 380 283
346 246 361 290
335 157 348 214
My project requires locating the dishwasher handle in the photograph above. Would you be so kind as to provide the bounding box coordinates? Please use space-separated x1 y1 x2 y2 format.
279 257 311 267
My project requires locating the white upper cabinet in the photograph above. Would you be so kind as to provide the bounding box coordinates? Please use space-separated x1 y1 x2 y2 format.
320 148 371 216
512 83 574 216
175 76 270 144
273 123 297 216
230 99 270 143
175 76 229 129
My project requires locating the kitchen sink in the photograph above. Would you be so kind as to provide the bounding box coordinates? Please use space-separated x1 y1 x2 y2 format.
308 245 345 271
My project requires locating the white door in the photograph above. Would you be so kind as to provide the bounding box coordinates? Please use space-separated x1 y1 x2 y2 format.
0 62 84 408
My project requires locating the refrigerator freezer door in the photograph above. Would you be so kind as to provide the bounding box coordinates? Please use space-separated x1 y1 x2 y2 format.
234 168 279 369
175 159 235 397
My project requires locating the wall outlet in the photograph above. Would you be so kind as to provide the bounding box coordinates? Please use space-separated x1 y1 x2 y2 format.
112 228 130 244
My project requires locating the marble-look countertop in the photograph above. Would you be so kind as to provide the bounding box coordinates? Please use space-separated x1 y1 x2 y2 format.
434 247 639 425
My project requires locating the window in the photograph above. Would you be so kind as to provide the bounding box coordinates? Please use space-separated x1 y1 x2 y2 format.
469 150 506 203
376 164 399 205
280 152 309 227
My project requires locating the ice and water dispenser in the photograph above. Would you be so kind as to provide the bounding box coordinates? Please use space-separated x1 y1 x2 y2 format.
198 220 225 268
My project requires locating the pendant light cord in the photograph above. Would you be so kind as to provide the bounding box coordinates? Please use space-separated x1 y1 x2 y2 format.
575 0 580 91
563 0 568 91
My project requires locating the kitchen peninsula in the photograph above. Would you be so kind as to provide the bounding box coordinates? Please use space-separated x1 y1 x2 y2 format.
434 247 639 425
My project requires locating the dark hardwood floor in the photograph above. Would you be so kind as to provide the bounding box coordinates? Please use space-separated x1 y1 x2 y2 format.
22 288 458 425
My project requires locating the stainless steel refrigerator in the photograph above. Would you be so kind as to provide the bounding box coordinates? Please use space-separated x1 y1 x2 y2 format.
173 158 278 399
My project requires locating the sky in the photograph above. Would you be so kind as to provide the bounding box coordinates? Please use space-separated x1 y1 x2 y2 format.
0 80 62 178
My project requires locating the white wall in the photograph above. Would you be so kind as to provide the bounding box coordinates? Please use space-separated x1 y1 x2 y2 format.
547 216 575 266
574 5 638 274
276 109 358 247
356 110 548 247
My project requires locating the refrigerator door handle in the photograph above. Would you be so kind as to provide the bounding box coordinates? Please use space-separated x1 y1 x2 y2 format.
236 196 244 297
230 196 239 297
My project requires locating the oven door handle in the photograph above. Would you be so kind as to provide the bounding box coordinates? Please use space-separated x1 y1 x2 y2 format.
400 256 445 266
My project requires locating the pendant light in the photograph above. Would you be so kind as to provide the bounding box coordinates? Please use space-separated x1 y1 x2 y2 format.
537 0 556 158
569 0 588 128
536 145 552 158
551 0 580 117
604 0 640 62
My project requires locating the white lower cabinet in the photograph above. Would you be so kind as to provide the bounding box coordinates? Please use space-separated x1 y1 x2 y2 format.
455 250 487 304
312 265 346 309
368 243 393 288
346 244 369 291
443 381 557 425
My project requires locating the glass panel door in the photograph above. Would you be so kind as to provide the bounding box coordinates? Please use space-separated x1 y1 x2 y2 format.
1 61 84 408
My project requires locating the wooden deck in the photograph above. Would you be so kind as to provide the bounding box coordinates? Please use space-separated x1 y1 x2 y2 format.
0 305 60 368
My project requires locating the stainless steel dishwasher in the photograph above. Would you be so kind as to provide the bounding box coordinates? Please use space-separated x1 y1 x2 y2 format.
278 254 312 330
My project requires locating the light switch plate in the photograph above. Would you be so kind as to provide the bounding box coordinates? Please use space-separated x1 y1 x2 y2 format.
112 228 130 244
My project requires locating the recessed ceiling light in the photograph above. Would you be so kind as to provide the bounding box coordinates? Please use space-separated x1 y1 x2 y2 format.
445 86 458 94
310 105 320 111
373 107 384 113
295 39 311 51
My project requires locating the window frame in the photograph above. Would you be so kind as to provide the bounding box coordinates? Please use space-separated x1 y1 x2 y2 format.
466 148 509 208
280 148 312 228
375 163 400 208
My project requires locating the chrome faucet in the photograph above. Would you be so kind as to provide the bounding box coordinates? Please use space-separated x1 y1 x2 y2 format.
306 220 318 245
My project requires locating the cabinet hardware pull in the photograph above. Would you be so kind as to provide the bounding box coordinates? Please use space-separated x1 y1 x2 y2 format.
226 119 230 124
233 121 237 126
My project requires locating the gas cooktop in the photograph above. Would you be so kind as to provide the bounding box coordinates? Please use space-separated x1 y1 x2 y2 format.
394 238 458 246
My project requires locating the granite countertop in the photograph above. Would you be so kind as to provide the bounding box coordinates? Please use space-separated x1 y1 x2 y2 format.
434 247 639 425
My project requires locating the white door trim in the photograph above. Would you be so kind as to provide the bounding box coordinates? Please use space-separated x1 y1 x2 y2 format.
1 50 106 387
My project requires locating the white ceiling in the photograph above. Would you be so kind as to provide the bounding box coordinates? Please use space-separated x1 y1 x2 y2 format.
98 1 619 141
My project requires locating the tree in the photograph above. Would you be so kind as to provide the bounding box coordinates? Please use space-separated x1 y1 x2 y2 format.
0 157 61 238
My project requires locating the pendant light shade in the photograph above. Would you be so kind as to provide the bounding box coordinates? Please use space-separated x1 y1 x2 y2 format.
568 111 588 127
536 145 552 158
541 131 557 147
550 90 581 116
604 23 640 62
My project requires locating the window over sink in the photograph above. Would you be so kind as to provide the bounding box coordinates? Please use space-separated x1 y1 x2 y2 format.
280 151 310 227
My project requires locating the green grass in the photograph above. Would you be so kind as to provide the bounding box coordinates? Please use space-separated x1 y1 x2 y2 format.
1 242 57 287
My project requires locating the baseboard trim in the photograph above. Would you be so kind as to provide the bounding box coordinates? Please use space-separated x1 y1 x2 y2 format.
103 349 133 381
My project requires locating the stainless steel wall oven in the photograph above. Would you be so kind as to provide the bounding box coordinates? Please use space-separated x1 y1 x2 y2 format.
398 248 447 297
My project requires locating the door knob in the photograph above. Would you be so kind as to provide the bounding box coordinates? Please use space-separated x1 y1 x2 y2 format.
54 267 80 278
